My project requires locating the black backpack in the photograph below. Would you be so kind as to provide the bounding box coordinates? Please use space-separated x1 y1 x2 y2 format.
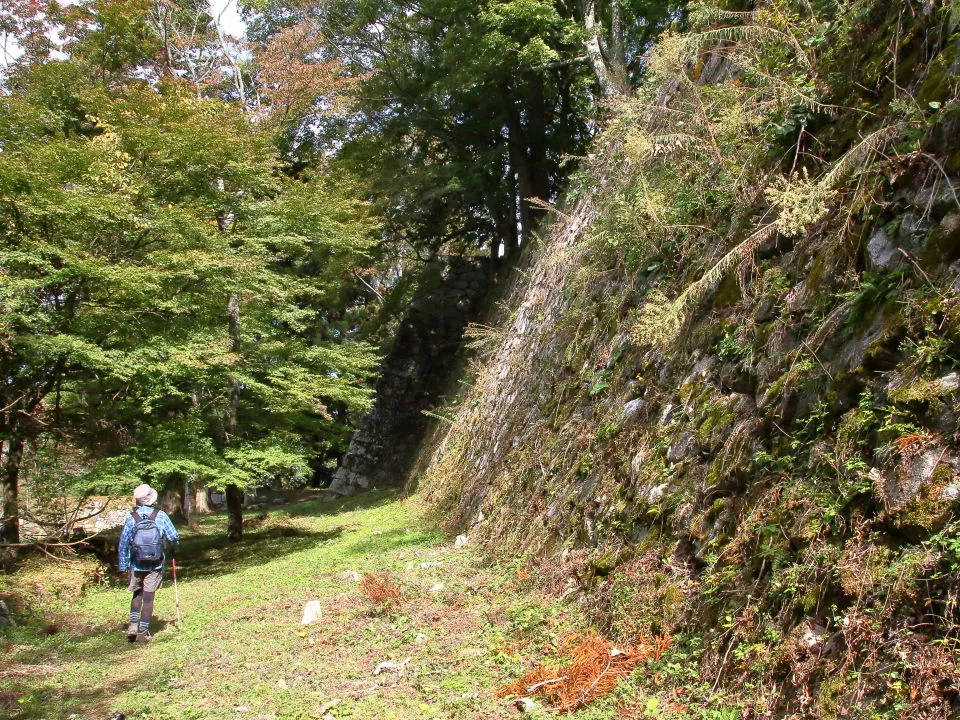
130 508 164 565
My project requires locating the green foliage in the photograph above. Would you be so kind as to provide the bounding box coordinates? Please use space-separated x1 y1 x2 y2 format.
716 325 751 364
241 0 681 262
1 1 380 531
840 269 906 330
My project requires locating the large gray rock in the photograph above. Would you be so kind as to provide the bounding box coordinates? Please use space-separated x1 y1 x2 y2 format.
936 372 959 394
866 228 902 271
667 431 697 462
873 447 955 510
622 398 646 424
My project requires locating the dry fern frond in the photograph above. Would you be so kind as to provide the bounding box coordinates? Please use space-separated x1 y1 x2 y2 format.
644 132 703 157
633 121 906 348
682 25 811 69
679 221 779 311
689 5 760 27
819 124 905 190
495 633 670 712
892 432 937 458
462 323 505 353
359 571 404 610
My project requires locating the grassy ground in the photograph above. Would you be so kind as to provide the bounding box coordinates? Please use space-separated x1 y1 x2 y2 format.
0 490 646 720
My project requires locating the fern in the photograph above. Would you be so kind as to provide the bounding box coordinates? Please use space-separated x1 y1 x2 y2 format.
676 221 779 312
689 6 760 29
819 124 904 190
683 26 812 70
462 323 505 354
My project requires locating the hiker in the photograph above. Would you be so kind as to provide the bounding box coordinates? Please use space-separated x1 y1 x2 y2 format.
117 483 179 643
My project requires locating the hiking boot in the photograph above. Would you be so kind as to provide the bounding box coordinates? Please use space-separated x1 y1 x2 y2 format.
134 630 152 643
126 623 138 642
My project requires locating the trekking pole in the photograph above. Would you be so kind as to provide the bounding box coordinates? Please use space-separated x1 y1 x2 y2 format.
171 557 182 630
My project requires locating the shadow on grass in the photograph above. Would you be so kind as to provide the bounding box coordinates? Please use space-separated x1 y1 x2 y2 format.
2 649 184 720
0 622 186 720
282 487 399 518
175 525 343 581
173 488 402 581
5 491 407 647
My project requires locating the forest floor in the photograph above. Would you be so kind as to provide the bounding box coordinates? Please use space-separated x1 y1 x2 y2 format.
0 490 651 720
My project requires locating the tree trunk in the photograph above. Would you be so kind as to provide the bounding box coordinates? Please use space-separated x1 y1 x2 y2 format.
224 291 244 542
183 477 195 527
490 230 501 269
226 483 244 543
491 194 519 267
161 488 185 523
1 438 24 545
503 94 535 245
194 486 213 514
608 0 629 91
526 74 550 206
582 0 617 97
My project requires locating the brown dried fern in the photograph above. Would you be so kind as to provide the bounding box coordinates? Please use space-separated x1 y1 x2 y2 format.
496 633 671 712
359 571 404 611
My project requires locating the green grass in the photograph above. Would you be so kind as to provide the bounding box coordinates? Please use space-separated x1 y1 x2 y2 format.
0 490 611 720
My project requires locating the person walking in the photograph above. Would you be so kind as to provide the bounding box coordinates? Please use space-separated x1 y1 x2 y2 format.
117 483 179 643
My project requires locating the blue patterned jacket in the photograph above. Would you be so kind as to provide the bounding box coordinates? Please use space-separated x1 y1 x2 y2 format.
117 506 179 572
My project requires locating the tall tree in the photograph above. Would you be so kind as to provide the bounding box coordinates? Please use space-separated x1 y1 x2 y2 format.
241 0 681 267
1 1 379 544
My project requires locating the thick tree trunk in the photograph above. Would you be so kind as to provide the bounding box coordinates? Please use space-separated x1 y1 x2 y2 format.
1 438 24 545
490 230 501 268
506 179 520 256
510 151 534 244
526 74 550 206
608 0 630 91
504 79 550 247
194 486 213 514
226 484 244 542
491 195 519 267
183 477 195 527
503 95 535 245
161 488 185 523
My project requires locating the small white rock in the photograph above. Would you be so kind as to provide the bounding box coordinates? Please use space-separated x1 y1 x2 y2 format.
647 482 670 504
454 534 469 547
341 570 362 582
300 600 323 625
428 582 445 594
373 657 411 675
515 697 539 713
